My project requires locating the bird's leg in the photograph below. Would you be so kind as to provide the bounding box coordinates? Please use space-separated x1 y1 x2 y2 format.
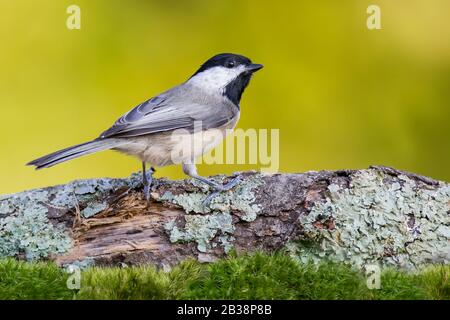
182 163 241 206
142 162 155 202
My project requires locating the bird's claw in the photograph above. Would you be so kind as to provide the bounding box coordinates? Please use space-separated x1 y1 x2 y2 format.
221 175 242 190
202 176 241 207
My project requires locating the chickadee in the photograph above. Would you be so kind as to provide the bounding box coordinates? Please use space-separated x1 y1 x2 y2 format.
27 53 263 203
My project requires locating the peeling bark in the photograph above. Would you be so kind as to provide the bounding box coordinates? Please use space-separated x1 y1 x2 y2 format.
0 166 448 269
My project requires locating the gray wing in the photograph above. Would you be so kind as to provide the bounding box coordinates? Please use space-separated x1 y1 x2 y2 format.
99 86 237 139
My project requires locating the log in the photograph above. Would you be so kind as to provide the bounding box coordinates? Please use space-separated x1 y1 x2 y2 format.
0 166 448 270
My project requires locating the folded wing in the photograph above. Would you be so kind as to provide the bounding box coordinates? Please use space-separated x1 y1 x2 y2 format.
99 88 236 139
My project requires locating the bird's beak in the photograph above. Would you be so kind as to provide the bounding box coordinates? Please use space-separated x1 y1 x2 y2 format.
246 63 264 73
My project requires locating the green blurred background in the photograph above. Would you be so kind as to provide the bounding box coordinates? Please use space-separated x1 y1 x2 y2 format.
0 0 449 194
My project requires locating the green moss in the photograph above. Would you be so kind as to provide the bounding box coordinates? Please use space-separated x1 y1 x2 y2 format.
182 252 370 300
0 259 73 299
1 253 448 300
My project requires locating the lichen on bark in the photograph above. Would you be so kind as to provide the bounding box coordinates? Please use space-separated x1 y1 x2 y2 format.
0 174 141 260
0 190 71 260
295 169 450 270
162 174 264 253
0 167 448 269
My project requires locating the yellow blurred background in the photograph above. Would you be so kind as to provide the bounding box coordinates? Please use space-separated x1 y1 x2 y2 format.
0 0 449 194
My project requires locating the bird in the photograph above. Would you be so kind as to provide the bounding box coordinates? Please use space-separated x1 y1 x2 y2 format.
27 53 263 204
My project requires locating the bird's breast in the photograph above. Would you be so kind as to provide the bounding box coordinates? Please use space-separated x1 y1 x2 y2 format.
115 115 239 167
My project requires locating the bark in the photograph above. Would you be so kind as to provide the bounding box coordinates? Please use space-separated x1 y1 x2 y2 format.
0 166 448 270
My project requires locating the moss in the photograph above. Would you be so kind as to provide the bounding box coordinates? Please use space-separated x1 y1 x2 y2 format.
0 258 73 300
3 253 448 300
296 169 450 270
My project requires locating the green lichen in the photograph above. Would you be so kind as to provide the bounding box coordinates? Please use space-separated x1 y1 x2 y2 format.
0 199 13 215
165 212 234 252
0 210 71 260
161 174 263 220
296 169 450 270
0 174 142 260
0 188 73 260
163 174 264 253
81 202 108 218
161 191 206 214
218 234 235 254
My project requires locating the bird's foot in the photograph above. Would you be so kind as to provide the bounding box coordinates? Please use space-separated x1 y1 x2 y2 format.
203 176 241 207
143 166 155 202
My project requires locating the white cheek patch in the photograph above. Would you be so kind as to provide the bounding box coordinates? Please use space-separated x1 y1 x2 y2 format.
188 65 246 92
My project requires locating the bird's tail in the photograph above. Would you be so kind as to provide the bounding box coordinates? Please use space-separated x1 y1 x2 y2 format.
27 139 122 169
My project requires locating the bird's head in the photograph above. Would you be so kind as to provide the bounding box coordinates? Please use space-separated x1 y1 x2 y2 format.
187 53 263 106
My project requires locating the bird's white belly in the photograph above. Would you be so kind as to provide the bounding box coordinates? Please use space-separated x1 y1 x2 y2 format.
168 127 228 164
114 118 238 167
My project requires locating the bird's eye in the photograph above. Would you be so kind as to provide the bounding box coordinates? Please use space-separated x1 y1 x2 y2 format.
226 61 235 68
